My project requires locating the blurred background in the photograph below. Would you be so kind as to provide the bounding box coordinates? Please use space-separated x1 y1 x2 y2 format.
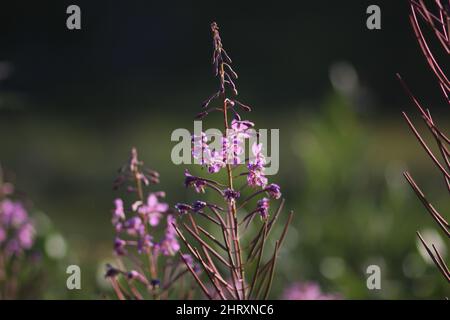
0 0 448 298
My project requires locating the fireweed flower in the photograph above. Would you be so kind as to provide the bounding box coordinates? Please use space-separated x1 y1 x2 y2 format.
173 22 293 300
192 201 207 213
224 188 240 201
247 143 268 188
265 184 282 200
175 203 192 215
256 198 270 220
157 215 180 256
106 148 197 300
184 169 207 193
206 149 225 173
282 282 341 300
0 168 41 299
134 192 169 227
191 132 209 165
0 199 35 256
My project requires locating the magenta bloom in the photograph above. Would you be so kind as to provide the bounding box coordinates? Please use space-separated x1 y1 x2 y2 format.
192 132 209 166
256 198 270 219
224 188 240 201
247 143 268 188
282 282 341 300
230 119 254 136
184 170 207 193
137 234 153 254
114 237 127 256
247 166 268 188
112 198 125 225
158 215 180 256
206 149 225 173
0 198 35 255
1 199 28 227
17 223 35 249
123 216 143 236
135 193 169 227
192 201 207 212
175 203 192 215
265 184 282 199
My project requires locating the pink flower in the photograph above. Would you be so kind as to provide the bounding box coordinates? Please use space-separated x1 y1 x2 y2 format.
136 193 169 227
250 142 265 168
247 166 268 188
265 184 281 199
192 132 209 165
17 223 35 249
247 142 268 188
1 199 28 227
206 149 225 173
0 198 35 255
123 216 143 236
112 198 125 225
137 234 153 254
282 282 341 300
230 119 254 137
158 215 180 256
114 237 127 256
256 198 270 219
184 170 207 193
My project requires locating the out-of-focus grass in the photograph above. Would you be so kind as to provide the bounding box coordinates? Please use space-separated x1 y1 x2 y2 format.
0 93 448 298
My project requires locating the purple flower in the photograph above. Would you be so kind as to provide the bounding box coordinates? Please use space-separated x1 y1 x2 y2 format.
230 119 254 137
123 216 143 236
250 142 266 168
0 198 35 255
175 203 192 215
206 149 225 173
1 199 28 227
184 170 207 193
265 184 282 199
224 188 240 201
192 132 209 165
158 215 180 256
137 234 153 254
247 164 268 188
130 147 150 186
135 193 169 227
192 200 207 212
246 143 268 188
256 198 270 219
17 223 35 249
282 282 341 300
112 198 125 225
114 237 127 256
191 133 226 172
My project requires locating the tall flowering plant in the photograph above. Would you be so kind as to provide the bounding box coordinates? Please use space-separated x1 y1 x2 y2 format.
399 1 449 282
174 22 293 300
0 166 36 299
105 148 196 299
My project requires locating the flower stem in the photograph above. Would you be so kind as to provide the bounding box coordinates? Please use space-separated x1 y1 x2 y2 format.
220 62 246 299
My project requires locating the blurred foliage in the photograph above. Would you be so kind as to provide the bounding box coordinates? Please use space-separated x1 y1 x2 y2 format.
275 93 449 299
